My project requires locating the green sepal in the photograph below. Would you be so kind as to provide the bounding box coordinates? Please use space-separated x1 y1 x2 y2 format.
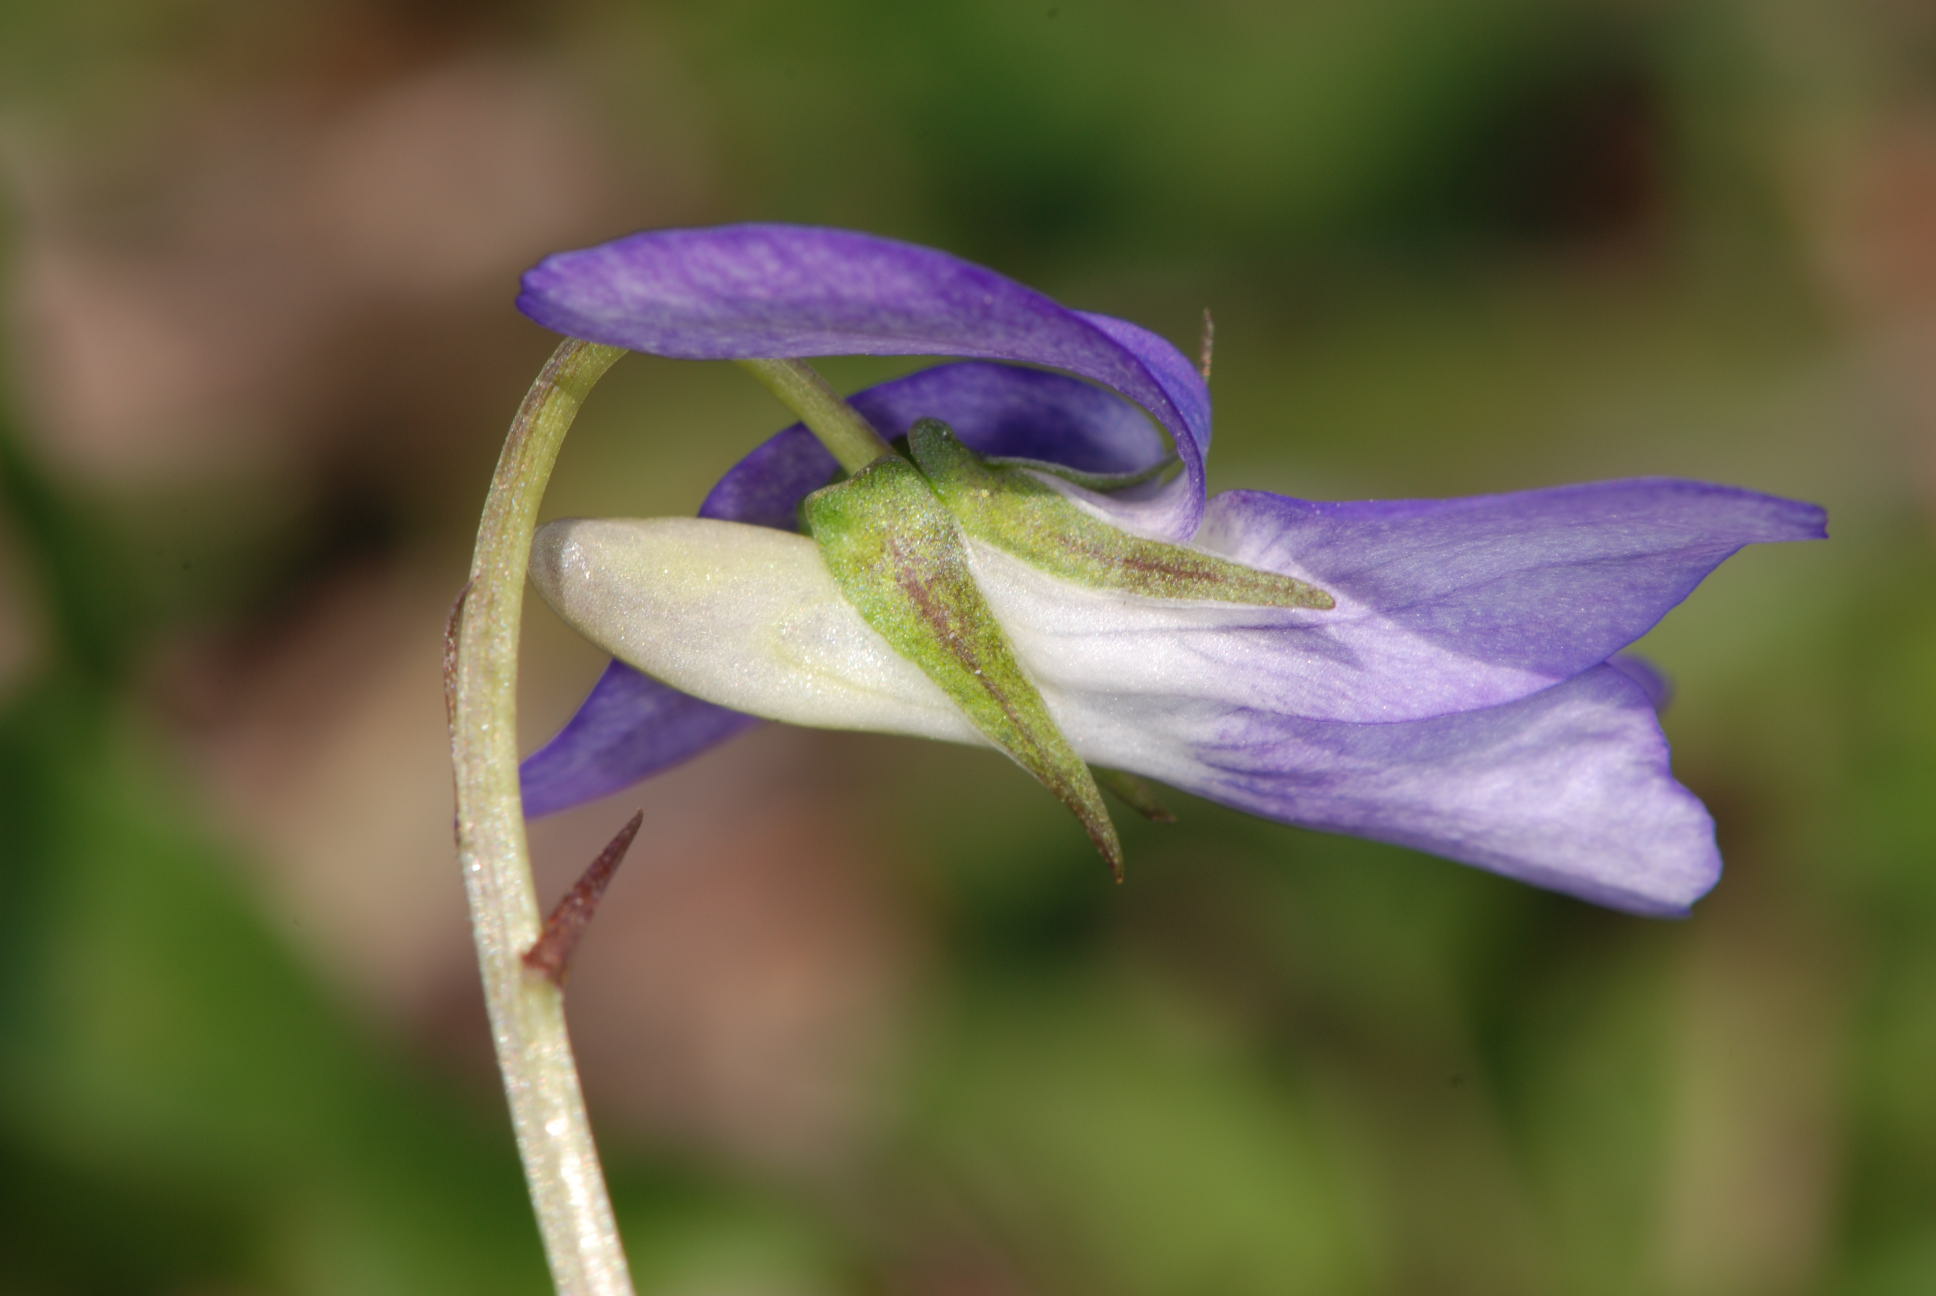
907 419 1336 610
803 454 1124 876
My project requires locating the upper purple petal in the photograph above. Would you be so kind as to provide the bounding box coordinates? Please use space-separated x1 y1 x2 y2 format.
522 361 1174 816
701 360 1176 528
518 223 1210 538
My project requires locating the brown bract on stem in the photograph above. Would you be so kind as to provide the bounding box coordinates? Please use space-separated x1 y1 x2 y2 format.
526 811 645 986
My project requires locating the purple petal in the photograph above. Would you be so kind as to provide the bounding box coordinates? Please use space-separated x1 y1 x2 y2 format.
1166 477 1824 722
519 661 758 818
701 360 1175 528
522 362 1172 815
1607 653 1672 711
1174 665 1718 915
519 223 1210 538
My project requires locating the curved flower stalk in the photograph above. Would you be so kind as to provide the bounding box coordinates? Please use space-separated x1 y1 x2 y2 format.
517 223 1825 917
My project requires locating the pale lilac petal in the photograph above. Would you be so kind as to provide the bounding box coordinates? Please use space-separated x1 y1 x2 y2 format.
518 223 1210 537
522 361 1170 815
1076 665 1719 915
1607 653 1672 711
972 478 1824 726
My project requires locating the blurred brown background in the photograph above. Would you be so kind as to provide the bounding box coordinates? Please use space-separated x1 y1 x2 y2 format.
2 1 1931 1293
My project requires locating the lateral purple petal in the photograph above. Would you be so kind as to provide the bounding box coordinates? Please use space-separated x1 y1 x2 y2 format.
518 223 1210 537
1178 665 1719 915
1176 477 1824 721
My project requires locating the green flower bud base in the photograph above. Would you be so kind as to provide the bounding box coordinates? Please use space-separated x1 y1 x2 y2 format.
804 453 1125 876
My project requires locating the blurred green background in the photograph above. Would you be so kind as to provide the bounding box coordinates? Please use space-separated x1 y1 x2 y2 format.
1 0 1929 1292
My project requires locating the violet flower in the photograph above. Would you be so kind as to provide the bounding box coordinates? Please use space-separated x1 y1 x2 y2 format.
514 224 1824 916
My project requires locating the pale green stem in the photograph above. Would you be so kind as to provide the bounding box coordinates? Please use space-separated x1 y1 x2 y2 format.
449 337 633 1296
736 357 894 473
